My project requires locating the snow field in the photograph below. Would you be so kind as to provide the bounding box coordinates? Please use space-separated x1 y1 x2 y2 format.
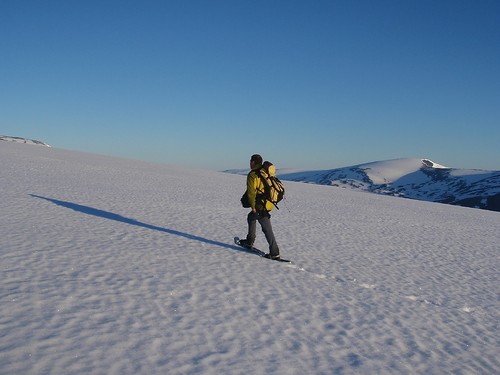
1 142 499 374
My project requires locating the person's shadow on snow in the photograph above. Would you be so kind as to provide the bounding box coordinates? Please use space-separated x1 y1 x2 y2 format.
30 194 248 254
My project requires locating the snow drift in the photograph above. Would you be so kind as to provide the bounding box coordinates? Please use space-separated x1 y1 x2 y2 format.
1 142 499 374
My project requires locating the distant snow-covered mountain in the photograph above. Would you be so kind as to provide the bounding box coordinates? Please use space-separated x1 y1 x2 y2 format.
0 135 51 147
225 158 500 212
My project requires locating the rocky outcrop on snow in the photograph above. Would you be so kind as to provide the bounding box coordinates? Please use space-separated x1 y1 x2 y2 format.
1 135 51 147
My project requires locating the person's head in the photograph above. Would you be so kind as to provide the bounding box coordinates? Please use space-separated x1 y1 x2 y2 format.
250 154 263 168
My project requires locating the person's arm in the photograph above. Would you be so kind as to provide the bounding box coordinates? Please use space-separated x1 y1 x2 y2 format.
247 172 258 212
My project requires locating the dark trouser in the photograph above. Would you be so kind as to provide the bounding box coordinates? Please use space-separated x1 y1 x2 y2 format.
246 211 280 257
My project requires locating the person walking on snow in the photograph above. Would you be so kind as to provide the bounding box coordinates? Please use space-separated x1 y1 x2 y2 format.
239 154 281 260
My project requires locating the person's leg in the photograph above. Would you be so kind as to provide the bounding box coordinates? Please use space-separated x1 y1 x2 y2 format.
245 211 259 245
258 213 280 257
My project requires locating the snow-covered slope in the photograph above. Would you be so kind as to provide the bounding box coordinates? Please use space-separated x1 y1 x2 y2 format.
1 142 499 375
274 158 500 212
1 135 51 147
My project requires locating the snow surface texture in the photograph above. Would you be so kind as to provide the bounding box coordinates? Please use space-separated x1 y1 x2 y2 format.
1 142 499 375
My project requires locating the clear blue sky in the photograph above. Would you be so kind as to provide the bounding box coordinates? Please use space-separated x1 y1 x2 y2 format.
1 0 499 170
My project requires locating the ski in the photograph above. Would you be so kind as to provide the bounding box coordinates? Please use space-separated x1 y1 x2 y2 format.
234 237 291 263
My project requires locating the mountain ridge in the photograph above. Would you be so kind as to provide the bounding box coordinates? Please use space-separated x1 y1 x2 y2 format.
225 158 500 212
0 135 51 147
3 137 497 212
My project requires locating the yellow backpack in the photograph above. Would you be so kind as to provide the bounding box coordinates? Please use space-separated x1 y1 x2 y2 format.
257 161 285 209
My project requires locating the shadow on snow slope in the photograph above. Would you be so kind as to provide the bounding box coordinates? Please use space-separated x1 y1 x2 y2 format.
30 194 253 256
